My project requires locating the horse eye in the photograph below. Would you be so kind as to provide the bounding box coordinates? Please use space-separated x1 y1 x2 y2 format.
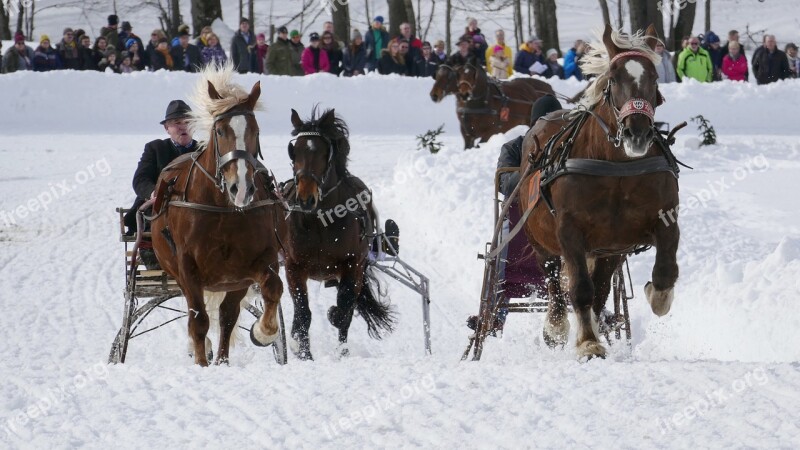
216 128 223 137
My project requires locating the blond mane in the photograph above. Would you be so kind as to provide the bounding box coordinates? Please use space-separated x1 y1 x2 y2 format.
574 27 662 113
188 61 262 149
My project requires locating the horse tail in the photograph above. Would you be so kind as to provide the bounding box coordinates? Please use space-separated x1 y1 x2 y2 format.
356 266 396 339
203 290 246 347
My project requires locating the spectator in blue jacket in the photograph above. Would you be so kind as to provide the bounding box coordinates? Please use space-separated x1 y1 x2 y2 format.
343 29 367 76
33 35 62 71
513 35 545 75
364 15 390 72
563 39 585 80
703 31 724 80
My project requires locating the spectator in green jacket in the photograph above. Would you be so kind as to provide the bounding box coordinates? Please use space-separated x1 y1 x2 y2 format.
289 30 305 76
101 15 121 52
266 26 294 76
677 36 713 82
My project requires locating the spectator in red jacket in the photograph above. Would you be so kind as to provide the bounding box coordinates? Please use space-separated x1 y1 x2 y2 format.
301 32 330 74
721 41 748 81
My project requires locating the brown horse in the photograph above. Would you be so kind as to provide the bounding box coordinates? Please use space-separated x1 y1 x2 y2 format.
518 24 681 360
150 64 287 366
446 59 556 149
284 107 395 360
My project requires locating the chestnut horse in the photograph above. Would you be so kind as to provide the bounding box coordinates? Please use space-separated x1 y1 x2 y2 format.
284 107 395 360
150 64 287 366
438 59 556 149
518 25 681 360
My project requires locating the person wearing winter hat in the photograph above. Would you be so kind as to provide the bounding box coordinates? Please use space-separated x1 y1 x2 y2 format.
230 17 255 73
170 28 202 72
2 32 34 73
254 32 269 74
488 44 509 79
513 35 545 75
289 29 305 75
150 37 174 71
99 46 120 73
33 34 61 72
703 31 724 80
57 27 81 70
301 32 330 75
542 48 563 79
102 14 121 50
343 29 366 76
364 14 389 71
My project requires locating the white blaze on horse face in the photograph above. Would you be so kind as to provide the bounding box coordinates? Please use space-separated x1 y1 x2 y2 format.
230 116 249 207
624 59 645 89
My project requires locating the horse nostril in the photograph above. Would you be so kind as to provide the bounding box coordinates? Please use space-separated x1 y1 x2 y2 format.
230 183 238 195
622 128 634 139
247 184 255 198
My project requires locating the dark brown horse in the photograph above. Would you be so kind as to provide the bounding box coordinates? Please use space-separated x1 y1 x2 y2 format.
150 64 287 366
441 59 556 149
284 107 395 360
518 25 681 360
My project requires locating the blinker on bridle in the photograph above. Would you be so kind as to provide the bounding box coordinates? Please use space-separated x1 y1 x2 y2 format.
209 109 264 192
289 131 337 198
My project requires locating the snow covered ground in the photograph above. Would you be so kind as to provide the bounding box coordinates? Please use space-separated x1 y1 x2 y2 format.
1 69 800 447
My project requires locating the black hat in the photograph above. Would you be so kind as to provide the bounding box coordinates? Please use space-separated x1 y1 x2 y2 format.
240 17 249 24
178 28 190 37
160 100 192 125
108 14 119 26
122 21 132 31
277 25 288 34
309 32 320 41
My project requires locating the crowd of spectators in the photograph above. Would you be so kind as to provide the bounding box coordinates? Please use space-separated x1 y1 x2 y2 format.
0 14 796 85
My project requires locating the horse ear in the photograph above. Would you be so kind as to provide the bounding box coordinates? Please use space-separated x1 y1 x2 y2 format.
207 81 223 100
644 24 659 51
290 109 303 130
321 108 336 127
602 23 619 58
246 81 261 110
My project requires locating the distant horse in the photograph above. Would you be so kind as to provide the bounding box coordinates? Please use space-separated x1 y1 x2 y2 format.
518 24 681 360
441 59 556 149
284 107 395 360
150 63 287 366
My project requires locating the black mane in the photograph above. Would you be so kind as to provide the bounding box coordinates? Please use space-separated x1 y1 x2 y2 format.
292 106 351 178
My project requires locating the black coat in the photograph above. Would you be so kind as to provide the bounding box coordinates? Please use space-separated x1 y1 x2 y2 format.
753 48 791 85
231 30 256 73
414 56 440 78
343 43 366 76
325 45 344 76
170 44 202 72
378 51 408 75
125 138 197 231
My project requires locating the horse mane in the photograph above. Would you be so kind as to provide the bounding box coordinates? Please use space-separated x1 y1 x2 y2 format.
292 106 351 178
188 61 262 150
573 27 662 114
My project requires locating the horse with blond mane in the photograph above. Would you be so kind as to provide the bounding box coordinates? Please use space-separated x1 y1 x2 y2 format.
513 24 683 360
150 63 287 366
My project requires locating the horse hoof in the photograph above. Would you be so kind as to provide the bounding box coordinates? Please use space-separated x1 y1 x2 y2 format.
645 281 674 317
337 344 350 359
576 340 607 361
543 320 570 349
328 305 343 329
250 323 278 347
289 335 314 361
188 337 213 361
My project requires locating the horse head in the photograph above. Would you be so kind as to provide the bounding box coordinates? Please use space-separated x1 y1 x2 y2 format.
600 23 663 157
207 80 262 208
430 64 459 102
288 107 350 212
456 57 483 101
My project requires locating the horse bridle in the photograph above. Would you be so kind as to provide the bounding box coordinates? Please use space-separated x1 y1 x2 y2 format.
289 131 342 199
602 51 666 147
194 109 266 193
457 63 481 99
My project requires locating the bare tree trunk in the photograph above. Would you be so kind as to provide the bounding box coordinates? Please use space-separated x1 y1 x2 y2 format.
26 0 33 38
0 2 11 39
16 0 24 33
403 0 416 36
668 0 675 49
669 0 696 51
170 0 181 36
416 0 421 37
629 0 663 38
191 0 222 37
617 0 623 29
527 0 533 37
512 0 522 48
238 0 243 22
387 0 414 37
598 0 611 26
533 0 560 55
248 0 254 28
331 0 351 45
445 0 451 52
704 0 710 33
422 0 435 42
364 0 370 29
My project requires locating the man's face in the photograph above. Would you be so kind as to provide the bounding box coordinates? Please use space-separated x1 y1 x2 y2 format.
730 32 739 42
279 31 288 40
165 118 192 147
458 42 469 54
81 37 90 48
532 41 542 51
291 35 301 43
765 37 777 51
468 19 477 30
400 24 411 38
324 22 334 33
64 32 73 43
422 46 431 57
496 31 505 44
240 22 249 33
151 32 159 42
180 35 189 47
399 42 409 55
689 39 700 51
15 41 25 51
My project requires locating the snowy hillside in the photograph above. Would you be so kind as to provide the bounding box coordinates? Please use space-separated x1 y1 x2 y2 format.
1 69 799 447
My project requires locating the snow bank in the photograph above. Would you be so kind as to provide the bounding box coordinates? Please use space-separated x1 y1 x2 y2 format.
1 70 799 137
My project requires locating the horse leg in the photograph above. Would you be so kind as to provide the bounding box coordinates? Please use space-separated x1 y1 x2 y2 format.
179 261 210 366
646 222 680 316
286 266 313 360
251 267 283 347
328 266 363 355
558 224 605 359
215 288 247 365
591 255 623 336
461 122 473 150
542 257 570 348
